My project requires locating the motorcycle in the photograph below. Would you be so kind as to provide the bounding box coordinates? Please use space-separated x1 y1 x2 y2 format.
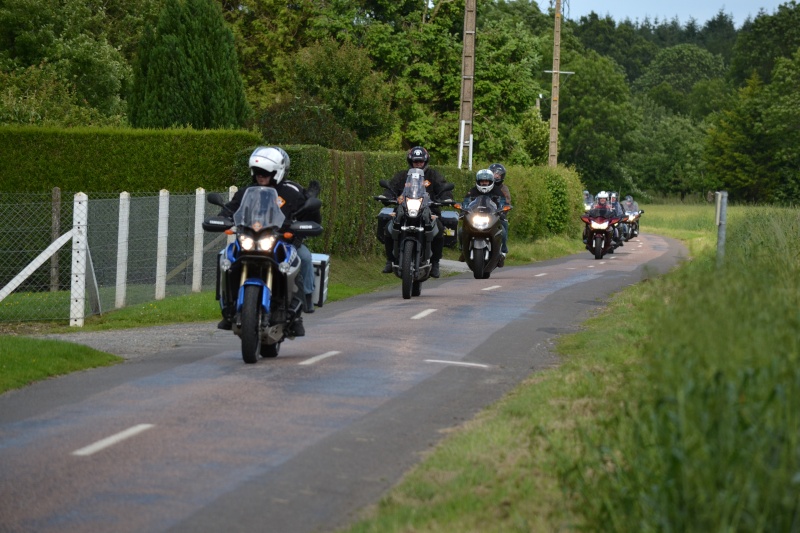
580 206 622 260
203 187 323 364
620 209 644 241
454 195 511 279
372 169 455 299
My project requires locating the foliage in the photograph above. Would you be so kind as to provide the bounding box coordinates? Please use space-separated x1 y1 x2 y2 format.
557 49 634 191
633 43 726 115
625 97 713 197
129 0 251 129
0 0 131 118
0 126 261 193
562 207 800 532
472 20 545 163
0 63 126 127
289 38 393 147
704 76 777 202
729 1 800 86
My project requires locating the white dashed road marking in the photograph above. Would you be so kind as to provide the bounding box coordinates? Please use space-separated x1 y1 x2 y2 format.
411 309 437 320
299 351 341 366
482 285 501 291
72 424 154 456
425 359 490 369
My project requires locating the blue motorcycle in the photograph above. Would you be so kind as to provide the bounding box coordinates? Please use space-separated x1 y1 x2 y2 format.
203 187 323 363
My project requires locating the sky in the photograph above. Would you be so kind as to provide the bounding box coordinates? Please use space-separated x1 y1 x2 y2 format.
553 0 786 28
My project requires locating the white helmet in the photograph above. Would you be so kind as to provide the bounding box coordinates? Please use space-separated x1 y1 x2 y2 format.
596 191 609 200
475 169 495 194
249 146 287 184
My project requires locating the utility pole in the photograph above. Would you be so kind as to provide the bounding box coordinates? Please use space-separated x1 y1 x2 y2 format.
548 0 562 167
458 0 476 170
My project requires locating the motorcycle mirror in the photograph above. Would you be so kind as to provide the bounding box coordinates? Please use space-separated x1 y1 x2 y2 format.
639 210 645 214
207 192 226 207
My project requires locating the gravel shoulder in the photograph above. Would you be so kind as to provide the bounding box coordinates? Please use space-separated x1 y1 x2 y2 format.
37 322 230 360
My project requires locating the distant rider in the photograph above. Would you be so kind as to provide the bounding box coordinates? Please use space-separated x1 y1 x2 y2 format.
460 168 509 265
217 146 321 336
488 163 511 255
381 146 453 278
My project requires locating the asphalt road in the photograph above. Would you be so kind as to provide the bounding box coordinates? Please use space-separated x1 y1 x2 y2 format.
0 234 686 533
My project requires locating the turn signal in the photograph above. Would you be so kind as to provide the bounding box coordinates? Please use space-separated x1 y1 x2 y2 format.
283 232 294 240
225 229 234 235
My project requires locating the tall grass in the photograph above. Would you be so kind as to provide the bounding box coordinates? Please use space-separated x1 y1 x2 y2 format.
561 206 800 531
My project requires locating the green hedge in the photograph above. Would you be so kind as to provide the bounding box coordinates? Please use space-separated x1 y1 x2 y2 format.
0 127 586 257
0 126 261 193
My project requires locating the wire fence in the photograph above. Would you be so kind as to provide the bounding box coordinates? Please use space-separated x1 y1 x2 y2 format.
0 189 231 324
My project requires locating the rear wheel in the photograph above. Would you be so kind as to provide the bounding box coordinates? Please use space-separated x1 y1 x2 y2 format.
401 240 414 299
241 285 261 364
260 341 280 358
472 246 485 279
594 235 604 260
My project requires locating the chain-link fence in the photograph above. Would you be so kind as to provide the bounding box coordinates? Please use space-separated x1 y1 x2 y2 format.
0 189 231 324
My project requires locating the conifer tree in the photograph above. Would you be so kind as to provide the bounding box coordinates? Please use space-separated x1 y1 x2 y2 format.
129 0 250 129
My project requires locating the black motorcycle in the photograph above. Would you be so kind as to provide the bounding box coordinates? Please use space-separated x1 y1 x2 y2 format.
372 169 454 299
455 195 511 279
203 187 323 364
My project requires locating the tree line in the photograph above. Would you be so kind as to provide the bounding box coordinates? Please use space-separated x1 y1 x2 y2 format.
1 0 797 203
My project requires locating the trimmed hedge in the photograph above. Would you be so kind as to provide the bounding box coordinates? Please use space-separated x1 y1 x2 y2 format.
0 126 261 193
0 127 585 257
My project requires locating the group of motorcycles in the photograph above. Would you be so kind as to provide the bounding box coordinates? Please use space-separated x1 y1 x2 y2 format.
200 174 642 364
372 169 512 299
580 199 644 260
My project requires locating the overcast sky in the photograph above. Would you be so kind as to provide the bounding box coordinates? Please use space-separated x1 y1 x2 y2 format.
553 0 785 28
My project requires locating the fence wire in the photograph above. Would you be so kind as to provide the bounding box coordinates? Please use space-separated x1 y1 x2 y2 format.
0 190 227 324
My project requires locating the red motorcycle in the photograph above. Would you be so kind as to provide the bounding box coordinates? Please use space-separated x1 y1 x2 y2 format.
580 207 623 260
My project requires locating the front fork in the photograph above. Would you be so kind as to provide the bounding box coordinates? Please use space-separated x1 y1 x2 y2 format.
235 264 273 329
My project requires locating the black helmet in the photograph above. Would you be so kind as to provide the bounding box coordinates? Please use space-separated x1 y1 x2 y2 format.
489 163 506 185
407 146 429 169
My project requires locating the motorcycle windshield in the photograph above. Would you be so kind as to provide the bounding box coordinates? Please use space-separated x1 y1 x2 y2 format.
465 194 498 213
233 186 286 230
588 206 613 218
402 169 430 205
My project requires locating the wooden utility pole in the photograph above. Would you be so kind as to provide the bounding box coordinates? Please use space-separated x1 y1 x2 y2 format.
458 0 476 170
548 0 562 167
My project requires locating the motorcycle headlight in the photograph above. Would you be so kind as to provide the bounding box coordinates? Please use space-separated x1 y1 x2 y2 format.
591 221 609 230
258 235 276 251
406 198 422 217
469 214 491 230
239 235 255 251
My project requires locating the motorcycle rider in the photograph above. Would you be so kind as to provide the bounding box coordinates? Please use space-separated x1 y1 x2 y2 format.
622 194 641 236
488 163 511 255
460 168 509 265
381 146 453 278
591 190 611 212
622 195 639 213
216 146 321 336
609 191 624 247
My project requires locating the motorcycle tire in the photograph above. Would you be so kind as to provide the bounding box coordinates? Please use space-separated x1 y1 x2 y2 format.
401 240 415 300
594 235 604 260
412 279 421 297
472 248 485 279
624 226 631 242
260 341 280 358
241 285 262 364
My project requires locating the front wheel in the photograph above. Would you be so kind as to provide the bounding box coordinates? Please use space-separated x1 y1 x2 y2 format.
241 285 262 364
401 240 415 299
472 246 486 279
412 280 421 297
593 234 604 260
